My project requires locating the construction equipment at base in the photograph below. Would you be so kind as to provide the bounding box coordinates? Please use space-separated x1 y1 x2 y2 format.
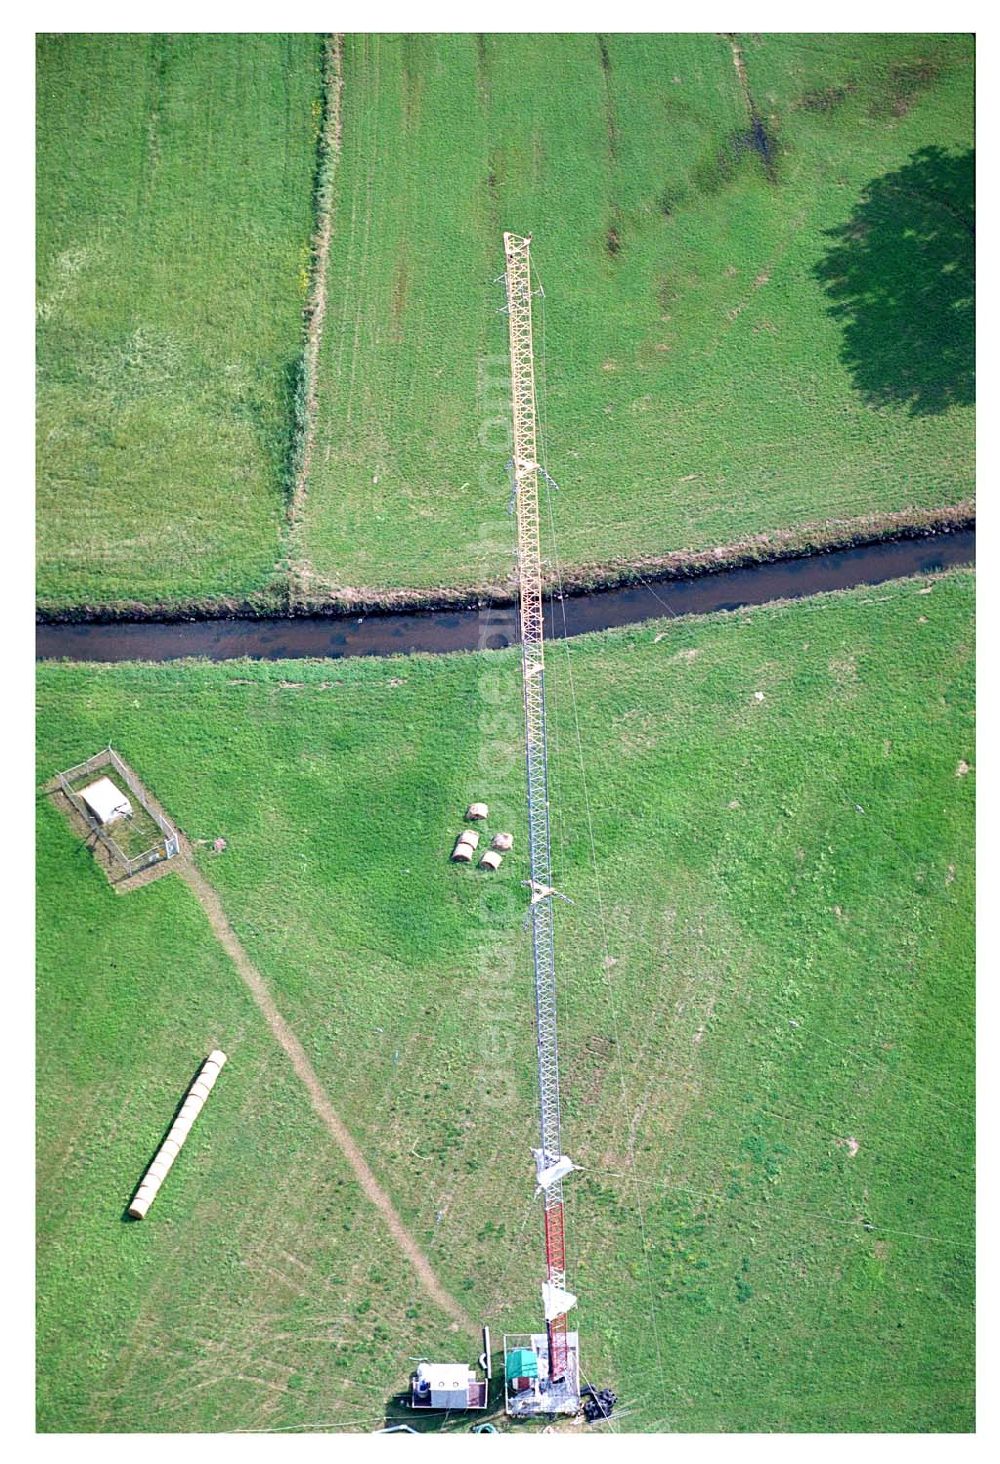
128 1050 226 1219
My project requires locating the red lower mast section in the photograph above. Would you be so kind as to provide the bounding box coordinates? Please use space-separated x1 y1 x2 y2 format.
544 1200 569 1382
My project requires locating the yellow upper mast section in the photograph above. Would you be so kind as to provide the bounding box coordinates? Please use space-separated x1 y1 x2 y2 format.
503 232 545 682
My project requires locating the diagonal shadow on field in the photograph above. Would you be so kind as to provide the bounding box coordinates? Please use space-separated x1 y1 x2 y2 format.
178 861 477 1338
814 146 975 417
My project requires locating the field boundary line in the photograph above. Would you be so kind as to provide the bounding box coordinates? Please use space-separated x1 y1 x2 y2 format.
178 861 476 1336
36 502 976 623
288 33 344 602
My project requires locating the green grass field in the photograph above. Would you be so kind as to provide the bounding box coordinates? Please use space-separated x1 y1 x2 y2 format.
36 34 973 612
299 32 974 595
36 34 322 609
37 569 974 1431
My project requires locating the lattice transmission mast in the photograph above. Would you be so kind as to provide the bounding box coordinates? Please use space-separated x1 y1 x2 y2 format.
502 232 578 1395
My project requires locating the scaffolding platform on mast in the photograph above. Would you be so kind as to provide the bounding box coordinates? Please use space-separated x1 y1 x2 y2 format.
503 1332 581 1419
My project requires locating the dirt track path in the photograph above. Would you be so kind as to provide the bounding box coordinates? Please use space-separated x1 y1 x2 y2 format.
179 861 476 1336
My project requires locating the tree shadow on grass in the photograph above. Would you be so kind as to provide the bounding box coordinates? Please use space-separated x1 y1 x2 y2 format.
814 146 974 416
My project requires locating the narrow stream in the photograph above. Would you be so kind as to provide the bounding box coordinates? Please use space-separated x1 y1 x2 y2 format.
36 529 975 664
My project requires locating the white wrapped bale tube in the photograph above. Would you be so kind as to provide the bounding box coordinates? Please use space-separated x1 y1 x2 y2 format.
491 832 514 852
466 802 489 821
128 1051 227 1220
479 850 503 871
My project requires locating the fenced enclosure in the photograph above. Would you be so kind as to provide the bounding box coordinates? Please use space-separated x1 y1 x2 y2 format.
55 747 179 877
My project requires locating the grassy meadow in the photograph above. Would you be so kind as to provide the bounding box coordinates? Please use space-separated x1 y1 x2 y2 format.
299 32 974 595
36 34 322 609
36 34 974 611
37 569 974 1431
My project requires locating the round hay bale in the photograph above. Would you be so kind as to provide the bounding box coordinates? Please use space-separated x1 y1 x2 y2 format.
208 1050 228 1069
189 1081 211 1102
458 829 480 849
466 802 489 821
452 841 473 863
491 832 514 852
479 850 503 871
128 1194 151 1220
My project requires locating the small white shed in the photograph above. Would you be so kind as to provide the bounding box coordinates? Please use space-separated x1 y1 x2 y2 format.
79 776 133 826
412 1362 484 1410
